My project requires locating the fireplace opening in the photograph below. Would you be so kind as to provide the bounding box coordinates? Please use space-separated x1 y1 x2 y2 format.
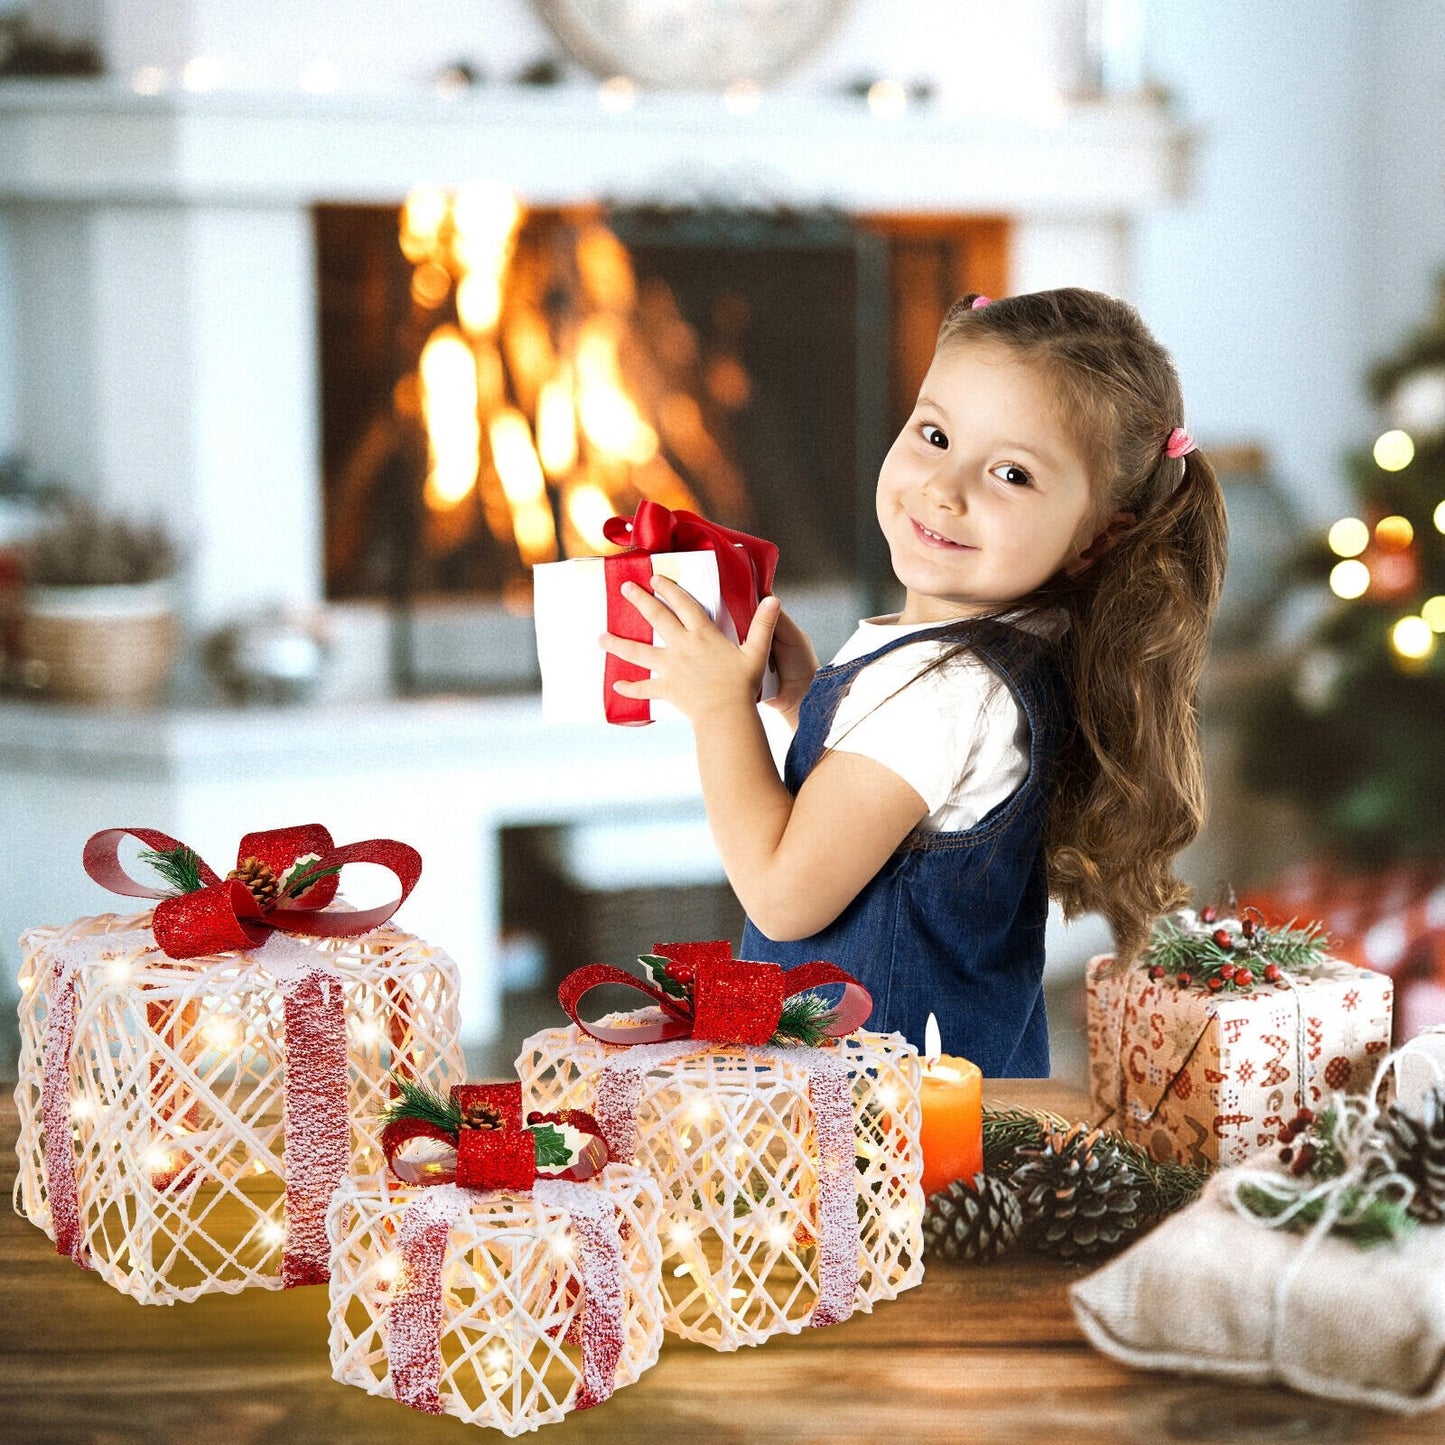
315 196 1006 690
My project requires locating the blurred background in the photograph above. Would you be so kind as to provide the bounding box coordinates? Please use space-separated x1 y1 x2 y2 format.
1 0 1442 1082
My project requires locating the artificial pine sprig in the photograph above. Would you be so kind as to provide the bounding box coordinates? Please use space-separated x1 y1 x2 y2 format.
382 1073 462 1134
1141 908 1328 994
139 844 205 896
770 992 833 1048
982 1106 1211 1222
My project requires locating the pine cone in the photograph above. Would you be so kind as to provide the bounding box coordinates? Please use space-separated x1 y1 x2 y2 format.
459 1101 506 1131
1010 1123 1145 1260
1377 1085 1445 1224
922 1173 1023 1264
227 856 280 908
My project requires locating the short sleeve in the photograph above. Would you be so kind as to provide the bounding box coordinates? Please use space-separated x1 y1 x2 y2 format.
822 643 1008 814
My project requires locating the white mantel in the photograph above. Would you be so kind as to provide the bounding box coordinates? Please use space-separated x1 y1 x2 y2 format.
0 79 1189 627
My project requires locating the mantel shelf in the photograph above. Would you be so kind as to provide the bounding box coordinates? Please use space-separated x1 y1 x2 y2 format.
0 79 1189 213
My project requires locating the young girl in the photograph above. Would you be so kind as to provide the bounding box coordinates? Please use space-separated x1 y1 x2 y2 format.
601 288 1228 1076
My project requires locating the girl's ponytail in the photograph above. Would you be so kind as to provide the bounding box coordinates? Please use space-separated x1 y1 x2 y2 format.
1047 443 1229 961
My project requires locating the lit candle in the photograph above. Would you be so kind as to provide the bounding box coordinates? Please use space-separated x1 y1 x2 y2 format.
918 1012 983 1199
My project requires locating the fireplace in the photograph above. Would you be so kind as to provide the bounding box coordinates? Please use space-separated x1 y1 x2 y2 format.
315 191 1008 688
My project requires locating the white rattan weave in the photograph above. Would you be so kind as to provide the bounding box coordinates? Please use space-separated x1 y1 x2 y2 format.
13 910 463 1304
326 1166 664 1434
515 1024 925 1350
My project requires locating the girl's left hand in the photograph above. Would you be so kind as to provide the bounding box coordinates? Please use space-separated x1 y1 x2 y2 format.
600 576 781 725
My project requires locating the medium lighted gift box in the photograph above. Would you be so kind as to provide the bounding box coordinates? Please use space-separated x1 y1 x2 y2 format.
12 825 464 1305
533 499 778 725
514 942 925 1351
1086 909 1393 1168
328 1082 665 1436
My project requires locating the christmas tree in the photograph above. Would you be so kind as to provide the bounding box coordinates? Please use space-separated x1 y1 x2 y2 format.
1238 275 1445 865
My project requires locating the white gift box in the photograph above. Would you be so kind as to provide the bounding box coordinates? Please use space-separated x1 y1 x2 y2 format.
534 550 777 724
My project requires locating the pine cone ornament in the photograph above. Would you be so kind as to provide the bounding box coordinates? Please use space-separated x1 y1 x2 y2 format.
1011 1123 1146 1260
922 1173 1024 1264
1378 1085 1445 1224
227 856 280 907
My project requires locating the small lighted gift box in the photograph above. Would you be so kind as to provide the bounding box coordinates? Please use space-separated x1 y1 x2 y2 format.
13 825 464 1305
327 1081 665 1435
514 942 926 1351
533 498 778 725
1086 907 1394 1168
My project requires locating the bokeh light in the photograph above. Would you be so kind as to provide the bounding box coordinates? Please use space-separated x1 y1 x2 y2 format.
1327 517 1369 557
1328 559 1370 600
1372 429 1415 471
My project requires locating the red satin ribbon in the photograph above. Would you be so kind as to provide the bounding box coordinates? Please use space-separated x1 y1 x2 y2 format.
600 500 779 726
558 940 873 1048
82 824 421 960
381 1080 609 1191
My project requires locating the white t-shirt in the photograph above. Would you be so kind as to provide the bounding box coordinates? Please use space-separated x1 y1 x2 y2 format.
822 617 1038 833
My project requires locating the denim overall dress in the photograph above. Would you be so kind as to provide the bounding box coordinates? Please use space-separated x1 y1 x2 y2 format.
740 617 1066 1077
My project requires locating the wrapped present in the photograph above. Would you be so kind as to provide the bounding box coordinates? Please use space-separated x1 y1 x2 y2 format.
1070 1033 1445 1415
533 499 778 725
328 1081 664 1435
1087 908 1394 1168
514 942 925 1350
12 824 464 1305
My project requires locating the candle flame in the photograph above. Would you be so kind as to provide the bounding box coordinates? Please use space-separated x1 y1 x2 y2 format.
924 1012 941 1065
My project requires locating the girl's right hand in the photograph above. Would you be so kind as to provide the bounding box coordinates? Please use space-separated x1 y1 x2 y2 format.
765 605 818 723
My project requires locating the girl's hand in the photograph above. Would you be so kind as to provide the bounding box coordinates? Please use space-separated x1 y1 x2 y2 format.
600 576 781 725
763 605 818 723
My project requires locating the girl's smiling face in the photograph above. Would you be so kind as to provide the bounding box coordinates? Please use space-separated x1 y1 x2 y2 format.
877 339 1102 624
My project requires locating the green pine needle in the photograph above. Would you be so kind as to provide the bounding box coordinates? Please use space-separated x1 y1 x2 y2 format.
770 991 833 1047
139 845 204 896
381 1074 462 1134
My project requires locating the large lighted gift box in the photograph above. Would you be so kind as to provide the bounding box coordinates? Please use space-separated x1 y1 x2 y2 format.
534 499 778 725
514 942 926 1351
328 1081 665 1435
1087 908 1394 1168
13 825 464 1305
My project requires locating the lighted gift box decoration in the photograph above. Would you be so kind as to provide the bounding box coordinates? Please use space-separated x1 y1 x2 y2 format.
514 942 925 1351
533 499 778 725
328 1080 664 1435
13 824 464 1305
1087 906 1394 1168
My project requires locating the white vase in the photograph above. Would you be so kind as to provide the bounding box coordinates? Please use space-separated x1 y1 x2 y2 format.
20 579 179 706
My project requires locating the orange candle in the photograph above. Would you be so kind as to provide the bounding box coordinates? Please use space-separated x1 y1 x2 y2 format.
918 1013 983 1199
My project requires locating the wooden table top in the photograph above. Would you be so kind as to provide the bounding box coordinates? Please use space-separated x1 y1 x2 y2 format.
3 1079 1439 1445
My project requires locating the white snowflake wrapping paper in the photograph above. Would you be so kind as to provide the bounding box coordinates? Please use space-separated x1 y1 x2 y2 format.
326 1165 665 1435
12 909 464 1304
1086 953 1394 1168
514 1020 925 1351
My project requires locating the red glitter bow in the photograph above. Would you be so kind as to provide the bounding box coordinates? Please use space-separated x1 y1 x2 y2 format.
381 1081 608 1191
82 824 421 960
599 499 779 725
558 940 873 1048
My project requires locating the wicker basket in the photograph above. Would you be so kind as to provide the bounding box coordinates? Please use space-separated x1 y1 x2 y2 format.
21 581 179 705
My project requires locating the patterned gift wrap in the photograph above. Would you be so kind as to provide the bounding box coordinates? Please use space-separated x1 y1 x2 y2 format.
327 1165 664 1435
13 910 464 1304
515 1023 924 1350
1086 953 1394 1168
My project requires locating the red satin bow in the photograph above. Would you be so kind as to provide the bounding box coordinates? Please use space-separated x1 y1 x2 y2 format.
600 499 779 726
381 1081 608 1191
558 940 873 1048
82 824 421 960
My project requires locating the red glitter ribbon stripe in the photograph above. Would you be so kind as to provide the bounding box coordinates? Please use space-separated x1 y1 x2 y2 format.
39 964 90 1269
388 1190 465 1415
807 1054 861 1328
279 962 351 1288
602 551 655 726
557 941 873 1047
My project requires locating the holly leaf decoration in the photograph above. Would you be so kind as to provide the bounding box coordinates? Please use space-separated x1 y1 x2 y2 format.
530 1122 573 1168
639 953 689 999
281 855 344 900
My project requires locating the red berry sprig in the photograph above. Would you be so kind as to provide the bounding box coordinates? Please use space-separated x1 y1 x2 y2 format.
1143 906 1326 995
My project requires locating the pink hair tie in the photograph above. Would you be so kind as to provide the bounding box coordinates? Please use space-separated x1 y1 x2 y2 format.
1164 427 1196 459
970 295 992 309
